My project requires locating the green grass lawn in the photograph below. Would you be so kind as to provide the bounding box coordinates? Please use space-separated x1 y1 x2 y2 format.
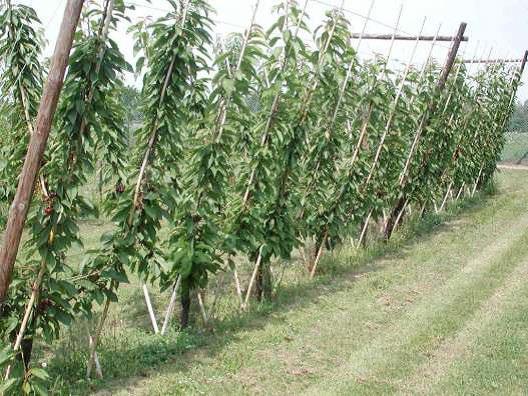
26 169 528 395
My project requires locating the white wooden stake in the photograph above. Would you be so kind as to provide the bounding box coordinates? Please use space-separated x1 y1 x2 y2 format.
310 229 329 278
161 276 181 335
142 283 159 334
87 298 110 379
232 264 244 306
197 291 208 324
471 165 484 196
456 183 465 200
393 199 409 231
357 209 373 247
243 245 264 309
88 334 103 378
439 181 453 212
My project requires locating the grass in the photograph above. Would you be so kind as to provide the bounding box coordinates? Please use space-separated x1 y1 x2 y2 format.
20 169 528 394
501 132 528 163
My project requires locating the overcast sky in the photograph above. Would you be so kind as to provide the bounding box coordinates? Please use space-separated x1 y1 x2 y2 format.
14 0 528 100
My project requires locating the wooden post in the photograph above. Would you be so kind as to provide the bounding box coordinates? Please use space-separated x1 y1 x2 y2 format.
437 23 467 91
0 0 85 309
519 50 528 76
383 22 467 240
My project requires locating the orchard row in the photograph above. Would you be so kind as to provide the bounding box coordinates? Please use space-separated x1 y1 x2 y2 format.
0 0 520 392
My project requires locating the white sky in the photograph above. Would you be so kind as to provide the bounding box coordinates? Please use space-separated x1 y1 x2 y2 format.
14 0 528 101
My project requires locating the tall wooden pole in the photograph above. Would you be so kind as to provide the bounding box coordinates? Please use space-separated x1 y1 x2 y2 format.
0 0 85 310
383 22 467 240
519 50 528 76
437 23 467 90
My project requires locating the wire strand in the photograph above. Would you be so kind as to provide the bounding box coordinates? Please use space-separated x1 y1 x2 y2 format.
127 0 247 29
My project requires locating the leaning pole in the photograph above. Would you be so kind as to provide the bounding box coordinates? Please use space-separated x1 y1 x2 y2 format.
0 0 86 312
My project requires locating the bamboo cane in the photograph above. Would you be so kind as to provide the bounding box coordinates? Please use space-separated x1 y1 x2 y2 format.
243 245 264 309
393 198 409 231
214 0 260 142
86 296 111 379
398 26 461 188
298 1 379 270
302 0 378 194
365 18 427 186
471 165 484 196
481 52 527 171
211 0 261 308
206 272 224 320
439 181 453 212
161 276 181 335
4 229 57 381
455 183 465 200
130 0 190 222
435 43 483 192
358 20 442 235
309 228 329 278
449 47 513 196
357 209 373 247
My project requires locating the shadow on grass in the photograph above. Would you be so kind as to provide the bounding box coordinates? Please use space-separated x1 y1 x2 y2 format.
46 189 496 395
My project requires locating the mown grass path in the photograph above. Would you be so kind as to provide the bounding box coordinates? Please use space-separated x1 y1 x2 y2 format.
92 170 528 395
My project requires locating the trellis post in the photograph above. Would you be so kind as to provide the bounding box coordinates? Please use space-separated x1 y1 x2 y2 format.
383 22 467 240
0 0 85 311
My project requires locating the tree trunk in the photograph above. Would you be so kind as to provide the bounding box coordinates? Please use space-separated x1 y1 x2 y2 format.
180 283 191 329
254 258 272 302
20 338 33 372
384 197 406 241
